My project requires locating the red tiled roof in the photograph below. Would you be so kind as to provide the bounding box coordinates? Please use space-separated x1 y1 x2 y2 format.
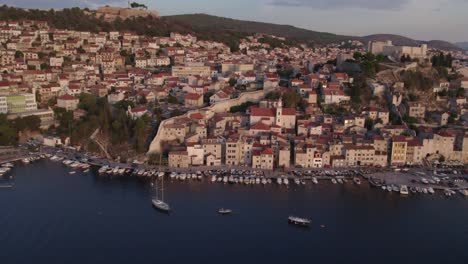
185 93 202 100
261 148 274 155
190 113 203 120
281 108 295 116
251 107 275 117
58 94 77 101
251 122 270 131
130 106 147 113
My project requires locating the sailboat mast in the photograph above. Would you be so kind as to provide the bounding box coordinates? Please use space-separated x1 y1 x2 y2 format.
160 154 164 201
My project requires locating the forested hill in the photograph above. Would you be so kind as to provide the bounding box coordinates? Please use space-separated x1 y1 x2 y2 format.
164 14 351 44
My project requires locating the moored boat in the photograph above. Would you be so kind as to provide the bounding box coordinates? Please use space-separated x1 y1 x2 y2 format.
400 185 409 195
218 208 232 215
353 177 361 185
288 216 311 227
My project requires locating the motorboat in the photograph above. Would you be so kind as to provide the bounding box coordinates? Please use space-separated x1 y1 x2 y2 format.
288 216 311 227
218 208 233 215
400 185 409 195
277 178 283 185
353 177 361 185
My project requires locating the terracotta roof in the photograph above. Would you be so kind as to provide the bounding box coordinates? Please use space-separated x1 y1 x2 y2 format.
58 94 77 101
281 108 296 116
190 113 203 120
261 148 274 155
251 122 270 131
250 107 275 117
185 93 202 100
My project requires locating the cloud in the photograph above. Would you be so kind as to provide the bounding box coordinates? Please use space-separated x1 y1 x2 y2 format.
268 0 410 10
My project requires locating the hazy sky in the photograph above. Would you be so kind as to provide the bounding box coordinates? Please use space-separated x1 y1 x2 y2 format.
3 0 468 42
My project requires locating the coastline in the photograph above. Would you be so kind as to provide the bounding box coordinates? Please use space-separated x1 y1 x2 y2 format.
2 146 467 197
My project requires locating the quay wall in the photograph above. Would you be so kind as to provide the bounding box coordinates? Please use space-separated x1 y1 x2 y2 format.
147 89 267 154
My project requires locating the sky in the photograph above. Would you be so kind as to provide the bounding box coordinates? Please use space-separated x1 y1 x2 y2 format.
3 0 468 42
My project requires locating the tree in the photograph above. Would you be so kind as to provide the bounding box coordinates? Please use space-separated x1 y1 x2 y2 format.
167 95 178 104
265 92 281 100
0 114 17 146
134 117 147 153
78 93 98 114
130 2 148 9
203 91 214 104
15 51 24 59
365 118 374 131
228 78 237 87
76 46 86 54
170 109 183 117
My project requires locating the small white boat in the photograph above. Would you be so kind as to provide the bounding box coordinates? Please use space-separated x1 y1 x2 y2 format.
69 171 76 175
353 177 361 185
211 176 217 182
428 187 435 194
288 216 311 227
337 178 343 184
277 178 283 185
400 185 409 195
312 177 318 184
218 208 233 215
283 178 289 185
294 179 300 185
331 179 337 184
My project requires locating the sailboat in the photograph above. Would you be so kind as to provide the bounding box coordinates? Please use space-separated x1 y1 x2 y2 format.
152 155 170 213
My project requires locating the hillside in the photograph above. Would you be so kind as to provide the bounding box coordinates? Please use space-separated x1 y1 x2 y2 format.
362 34 462 51
0 6 462 51
166 15 463 51
455 42 468 50
164 14 352 45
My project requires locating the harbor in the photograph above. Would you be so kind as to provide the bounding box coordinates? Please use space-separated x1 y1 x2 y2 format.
2 147 468 198
1 159 468 264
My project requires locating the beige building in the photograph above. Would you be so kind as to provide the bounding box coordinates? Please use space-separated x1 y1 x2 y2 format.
260 148 274 170
221 63 254 74
406 139 424 165
172 66 211 77
278 144 291 168
344 145 375 166
391 136 408 166
202 139 224 165
184 93 203 108
408 102 426 119
368 40 427 59
57 94 79 111
168 151 189 168
225 139 241 166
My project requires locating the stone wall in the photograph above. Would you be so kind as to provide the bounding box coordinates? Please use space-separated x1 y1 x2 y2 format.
95 6 160 21
147 90 267 154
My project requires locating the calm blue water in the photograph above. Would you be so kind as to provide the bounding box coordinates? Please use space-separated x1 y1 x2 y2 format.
1 160 468 264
